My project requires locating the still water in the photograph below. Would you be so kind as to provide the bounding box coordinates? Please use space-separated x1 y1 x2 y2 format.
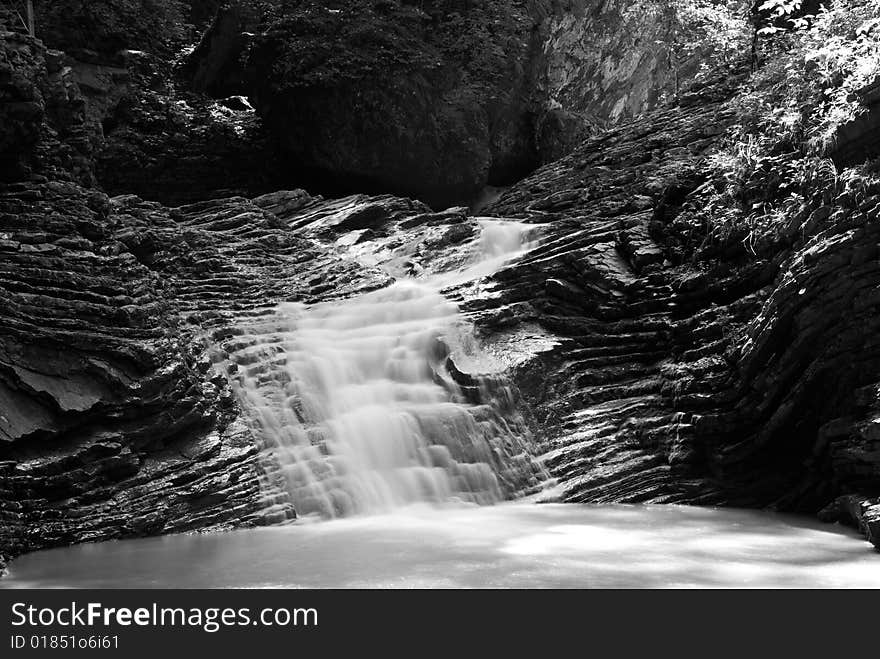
3 503 878 588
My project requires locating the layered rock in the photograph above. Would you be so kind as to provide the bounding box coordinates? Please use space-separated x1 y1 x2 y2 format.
0 181 297 562
0 181 393 561
3 0 880 565
0 23 96 186
0 178 558 563
4 87 880 559
0 21 396 564
476 71 880 547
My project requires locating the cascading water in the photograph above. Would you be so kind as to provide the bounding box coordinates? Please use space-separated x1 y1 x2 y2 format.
223 220 546 518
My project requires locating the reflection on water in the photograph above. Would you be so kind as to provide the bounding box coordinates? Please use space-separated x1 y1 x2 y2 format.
2 504 878 589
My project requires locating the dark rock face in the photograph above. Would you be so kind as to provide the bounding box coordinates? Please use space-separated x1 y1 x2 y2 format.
15 0 724 207
1 7 280 208
240 0 545 208
186 0 227 29
0 28 44 181
94 78 282 205
183 1 258 99
184 0 725 208
832 78 880 168
0 181 297 559
3 0 880 565
32 0 189 60
475 73 880 546
0 25 96 186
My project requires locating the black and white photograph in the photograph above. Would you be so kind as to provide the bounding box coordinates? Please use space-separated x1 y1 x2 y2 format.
1 0 880 610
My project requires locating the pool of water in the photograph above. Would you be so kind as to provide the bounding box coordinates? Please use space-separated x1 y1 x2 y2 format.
3 503 878 588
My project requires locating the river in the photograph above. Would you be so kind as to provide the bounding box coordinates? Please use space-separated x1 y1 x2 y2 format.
3 503 878 588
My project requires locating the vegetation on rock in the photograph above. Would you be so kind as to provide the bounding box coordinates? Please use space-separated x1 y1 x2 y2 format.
3 0 880 561
680 0 880 251
31 0 190 58
622 0 751 99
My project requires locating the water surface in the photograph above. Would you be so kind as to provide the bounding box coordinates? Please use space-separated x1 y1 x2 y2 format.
3 503 878 588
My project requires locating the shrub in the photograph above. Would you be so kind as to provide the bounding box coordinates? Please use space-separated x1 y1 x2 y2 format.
622 0 752 97
693 0 880 250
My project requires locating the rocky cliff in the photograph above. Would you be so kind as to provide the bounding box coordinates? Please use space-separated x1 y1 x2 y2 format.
535 0 690 161
184 0 727 207
2 0 880 571
0 4 281 206
238 0 548 208
1 17 550 562
480 72 880 546
0 174 551 565
0 181 297 562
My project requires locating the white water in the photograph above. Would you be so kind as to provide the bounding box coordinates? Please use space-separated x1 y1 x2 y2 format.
225 220 543 518
3 504 879 588
6 218 880 588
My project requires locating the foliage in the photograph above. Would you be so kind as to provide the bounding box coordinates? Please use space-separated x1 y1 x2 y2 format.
742 0 880 151
622 0 752 96
693 0 880 250
754 0 817 35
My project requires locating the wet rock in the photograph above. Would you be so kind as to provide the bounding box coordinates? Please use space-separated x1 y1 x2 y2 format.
820 495 880 550
0 171 555 561
474 68 880 549
3 1 880 560
1 165 483 560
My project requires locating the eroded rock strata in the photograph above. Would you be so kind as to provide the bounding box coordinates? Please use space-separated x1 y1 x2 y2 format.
0 179 549 562
2 3 880 568
480 76 880 547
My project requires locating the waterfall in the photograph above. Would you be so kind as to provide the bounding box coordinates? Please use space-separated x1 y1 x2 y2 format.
223 219 545 518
